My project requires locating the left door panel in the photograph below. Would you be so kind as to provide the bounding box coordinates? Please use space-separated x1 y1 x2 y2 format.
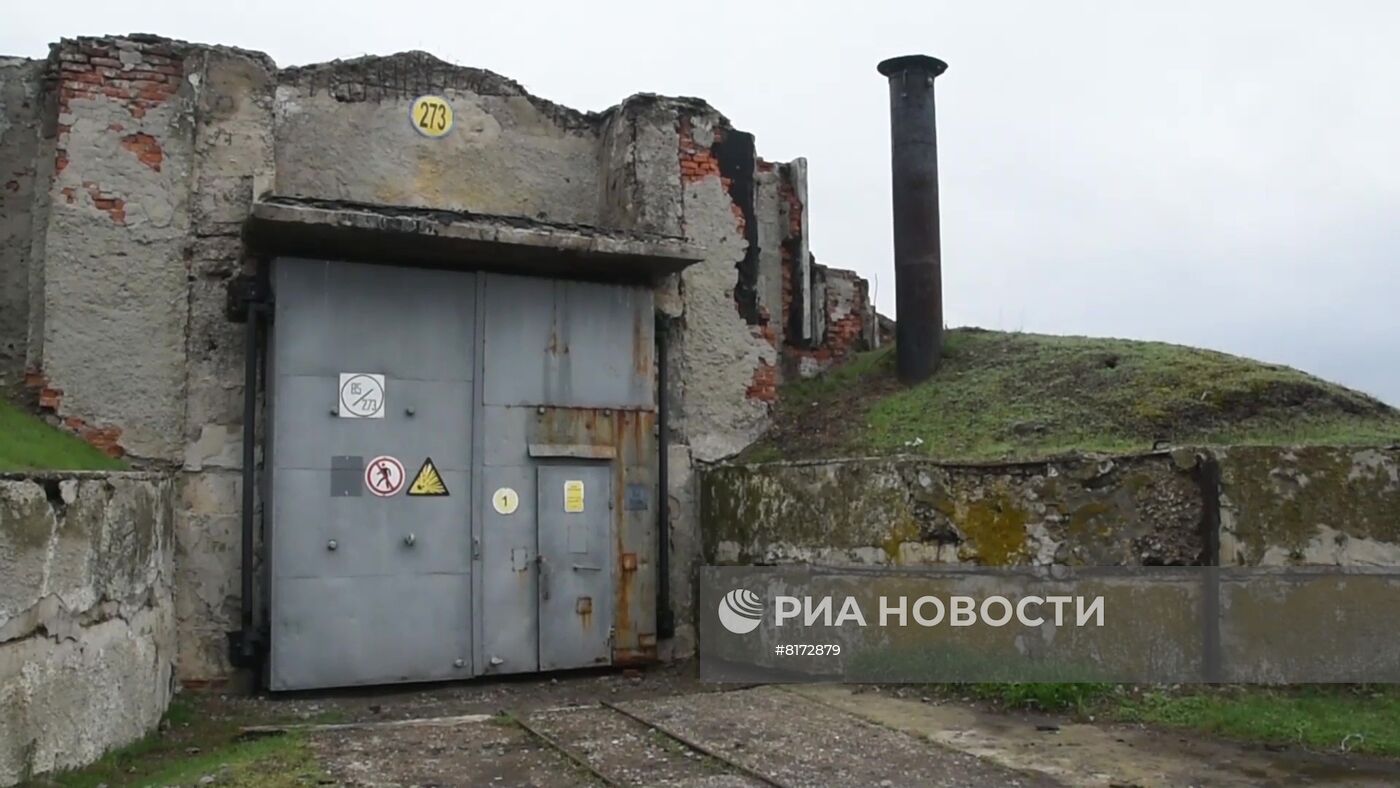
268 258 476 690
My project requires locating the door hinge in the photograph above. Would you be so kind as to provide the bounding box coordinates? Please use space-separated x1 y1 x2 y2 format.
472 536 481 559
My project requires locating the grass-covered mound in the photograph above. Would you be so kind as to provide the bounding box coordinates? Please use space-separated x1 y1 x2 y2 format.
745 328 1400 462
0 398 126 471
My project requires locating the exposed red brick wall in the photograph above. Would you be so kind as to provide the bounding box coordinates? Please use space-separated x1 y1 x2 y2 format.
745 360 778 403
680 115 782 406
784 267 875 375
677 116 747 232
119 132 164 171
23 368 125 458
54 37 182 122
51 38 182 226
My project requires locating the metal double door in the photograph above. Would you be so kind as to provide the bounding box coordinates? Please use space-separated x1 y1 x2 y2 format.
268 258 614 690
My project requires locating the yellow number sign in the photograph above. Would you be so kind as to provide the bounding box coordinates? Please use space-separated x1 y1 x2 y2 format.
410 95 453 138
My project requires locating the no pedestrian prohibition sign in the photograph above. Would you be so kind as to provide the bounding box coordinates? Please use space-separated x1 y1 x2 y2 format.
364 455 405 497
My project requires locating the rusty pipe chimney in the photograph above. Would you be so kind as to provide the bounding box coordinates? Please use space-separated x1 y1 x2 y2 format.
878 54 948 383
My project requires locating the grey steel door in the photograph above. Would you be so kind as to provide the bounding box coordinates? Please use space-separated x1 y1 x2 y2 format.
537 464 613 670
268 258 476 690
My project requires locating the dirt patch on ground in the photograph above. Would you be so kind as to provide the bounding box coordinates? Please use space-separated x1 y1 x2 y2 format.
220 662 712 725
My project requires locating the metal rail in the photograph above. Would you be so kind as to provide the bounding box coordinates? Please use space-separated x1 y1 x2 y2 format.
511 699 788 788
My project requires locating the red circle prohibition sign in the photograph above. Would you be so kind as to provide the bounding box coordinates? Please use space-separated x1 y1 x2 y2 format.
365 455 406 497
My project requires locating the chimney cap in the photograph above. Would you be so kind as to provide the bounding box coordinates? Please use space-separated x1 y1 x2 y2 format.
877 55 949 78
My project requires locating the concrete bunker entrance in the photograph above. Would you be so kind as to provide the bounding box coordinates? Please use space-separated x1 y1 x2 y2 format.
253 203 701 691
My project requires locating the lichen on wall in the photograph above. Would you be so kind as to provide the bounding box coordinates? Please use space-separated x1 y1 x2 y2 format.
1219 446 1400 565
703 446 1400 573
702 452 1210 569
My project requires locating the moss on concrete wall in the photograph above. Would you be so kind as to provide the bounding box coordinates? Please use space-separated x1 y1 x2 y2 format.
703 446 1400 571
702 451 1206 568
1219 446 1400 565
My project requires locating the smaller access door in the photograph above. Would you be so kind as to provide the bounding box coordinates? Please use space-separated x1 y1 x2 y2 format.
536 464 613 670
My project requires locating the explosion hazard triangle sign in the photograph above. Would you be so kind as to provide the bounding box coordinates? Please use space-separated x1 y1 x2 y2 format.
406 458 449 496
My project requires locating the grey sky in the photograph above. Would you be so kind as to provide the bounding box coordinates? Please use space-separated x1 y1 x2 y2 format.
6 1 1397 404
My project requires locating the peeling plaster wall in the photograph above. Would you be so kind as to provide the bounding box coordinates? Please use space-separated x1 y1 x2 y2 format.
0 472 176 786
27 36 197 460
701 447 1400 571
274 52 603 225
0 59 43 390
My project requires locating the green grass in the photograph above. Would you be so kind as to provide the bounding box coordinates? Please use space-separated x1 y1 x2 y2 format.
926 683 1400 757
960 682 1116 715
1114 686 1400 757
42 693 337 787
745 329 1400 462
52 734 320 788
0 399 125 471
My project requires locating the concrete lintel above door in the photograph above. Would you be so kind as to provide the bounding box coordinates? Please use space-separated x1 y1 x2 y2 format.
245 196 704 282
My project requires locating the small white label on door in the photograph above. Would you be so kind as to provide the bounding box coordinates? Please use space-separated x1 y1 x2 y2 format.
492 487 519 515
564 480 584 513
338 373 385 418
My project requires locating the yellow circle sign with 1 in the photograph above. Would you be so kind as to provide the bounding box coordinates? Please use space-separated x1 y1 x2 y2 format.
410 95 453 138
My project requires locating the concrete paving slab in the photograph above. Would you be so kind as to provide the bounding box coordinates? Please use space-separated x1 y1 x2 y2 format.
613 686 1057 787
791 684 1400 788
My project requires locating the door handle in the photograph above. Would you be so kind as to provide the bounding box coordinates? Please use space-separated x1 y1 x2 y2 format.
571 564 602 572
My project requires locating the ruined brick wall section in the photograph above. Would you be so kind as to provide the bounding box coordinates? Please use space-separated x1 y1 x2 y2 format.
671 109 777 460
24 36 195 462
786 263 878 379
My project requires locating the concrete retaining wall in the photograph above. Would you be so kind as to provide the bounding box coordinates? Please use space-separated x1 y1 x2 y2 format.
701 446 1400 568
0 472 176 785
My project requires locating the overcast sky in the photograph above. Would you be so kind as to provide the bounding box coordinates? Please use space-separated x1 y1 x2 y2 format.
6 1 1397 404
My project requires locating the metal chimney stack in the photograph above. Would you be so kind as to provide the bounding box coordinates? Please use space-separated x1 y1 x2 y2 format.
877 54 948 383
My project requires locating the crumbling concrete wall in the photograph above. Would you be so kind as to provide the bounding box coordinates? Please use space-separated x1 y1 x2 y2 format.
702 451 1207 568
0 58 43 391
274 53 603 225
1219 446 1400 566
0 472 176 785
700 446 1400 570
174 46 276 682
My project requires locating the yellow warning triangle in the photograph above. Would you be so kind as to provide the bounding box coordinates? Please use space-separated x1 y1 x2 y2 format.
407 458 449 496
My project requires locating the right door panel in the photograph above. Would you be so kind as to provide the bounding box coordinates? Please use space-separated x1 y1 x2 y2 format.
536 464 613 670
